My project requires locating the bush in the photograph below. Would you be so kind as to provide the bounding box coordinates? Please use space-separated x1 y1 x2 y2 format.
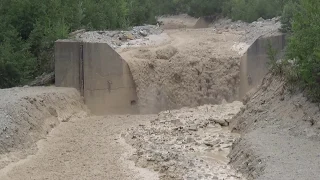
280 0 299 33
127 0 157 26
0 13 35 88
186 0 224 17
223 0 287 22
286 0 320 101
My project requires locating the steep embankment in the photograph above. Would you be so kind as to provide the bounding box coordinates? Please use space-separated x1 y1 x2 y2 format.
0 87 88 169
229 73 320 180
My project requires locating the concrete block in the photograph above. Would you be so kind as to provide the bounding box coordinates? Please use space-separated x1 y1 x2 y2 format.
55 40 138 115
55 40 81 91
83 42 138 115
239 34 286 98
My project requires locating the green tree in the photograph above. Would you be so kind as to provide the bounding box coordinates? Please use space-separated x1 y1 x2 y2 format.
280 0 299 33
223 0 289 22
286 0 320 100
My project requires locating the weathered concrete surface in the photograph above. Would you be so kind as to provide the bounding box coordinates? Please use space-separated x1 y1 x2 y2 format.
55 40 81 91
239 33 286 98
83 42 138 115
55 41 138 115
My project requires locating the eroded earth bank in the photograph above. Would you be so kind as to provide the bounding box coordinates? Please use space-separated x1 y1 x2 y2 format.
229 73 320 180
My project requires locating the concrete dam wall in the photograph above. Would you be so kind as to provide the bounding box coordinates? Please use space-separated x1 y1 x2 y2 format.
55 33 286 115
55 40 138 115
239 33 286 99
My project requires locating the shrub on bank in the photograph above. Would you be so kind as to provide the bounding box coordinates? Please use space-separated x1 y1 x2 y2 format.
285 0 320 101
223 0 287 22
280 0 299 33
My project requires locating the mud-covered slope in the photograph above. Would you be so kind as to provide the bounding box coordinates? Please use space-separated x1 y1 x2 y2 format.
229 73 320 180
0 87 88 169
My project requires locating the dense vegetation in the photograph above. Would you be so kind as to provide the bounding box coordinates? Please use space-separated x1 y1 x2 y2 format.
283 0 320 101
1 0 319 103
0 0 150 88
0 0 123 87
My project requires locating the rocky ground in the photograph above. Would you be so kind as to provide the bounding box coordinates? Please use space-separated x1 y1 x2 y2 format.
73 15 281 52
73 25 167 49
211 17 281 47
123 101 245 180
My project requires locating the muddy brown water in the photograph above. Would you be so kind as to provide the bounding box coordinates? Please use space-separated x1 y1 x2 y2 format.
124 102 246 180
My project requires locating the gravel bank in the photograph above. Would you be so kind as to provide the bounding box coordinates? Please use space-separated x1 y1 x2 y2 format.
230 73 320 180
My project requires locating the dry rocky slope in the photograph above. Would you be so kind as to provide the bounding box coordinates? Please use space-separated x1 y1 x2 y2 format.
229 73 320 180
